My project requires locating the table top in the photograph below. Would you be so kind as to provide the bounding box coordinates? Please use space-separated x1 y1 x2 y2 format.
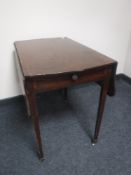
14 37 116 78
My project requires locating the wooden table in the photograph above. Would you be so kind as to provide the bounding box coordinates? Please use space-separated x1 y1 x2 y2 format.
14 37 117 160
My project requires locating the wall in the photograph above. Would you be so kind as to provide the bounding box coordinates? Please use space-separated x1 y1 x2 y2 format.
0 0 131 99
124 31 131 77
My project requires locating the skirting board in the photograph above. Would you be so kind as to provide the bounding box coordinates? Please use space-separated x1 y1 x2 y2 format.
0 73 131 105
116 73 131 85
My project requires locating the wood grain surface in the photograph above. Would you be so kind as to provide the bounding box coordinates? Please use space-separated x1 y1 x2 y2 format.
14 37 116 77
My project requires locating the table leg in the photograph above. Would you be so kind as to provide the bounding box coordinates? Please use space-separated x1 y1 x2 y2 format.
92 78 109 145
24 90 31 118
27 92 44 160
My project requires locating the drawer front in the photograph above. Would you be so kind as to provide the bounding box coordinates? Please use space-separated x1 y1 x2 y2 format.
31 67 112 93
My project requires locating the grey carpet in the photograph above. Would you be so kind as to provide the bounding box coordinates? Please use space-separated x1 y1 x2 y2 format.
0 78 131 175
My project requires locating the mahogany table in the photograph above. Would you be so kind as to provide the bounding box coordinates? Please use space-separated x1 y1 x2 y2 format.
14 37 117 160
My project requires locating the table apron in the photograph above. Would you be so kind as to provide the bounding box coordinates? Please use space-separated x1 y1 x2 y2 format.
27 68 112 94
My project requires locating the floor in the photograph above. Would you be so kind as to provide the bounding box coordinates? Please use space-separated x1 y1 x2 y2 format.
0 78 131 175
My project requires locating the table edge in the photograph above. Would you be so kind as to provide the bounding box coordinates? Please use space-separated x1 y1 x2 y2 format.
23 62 117 81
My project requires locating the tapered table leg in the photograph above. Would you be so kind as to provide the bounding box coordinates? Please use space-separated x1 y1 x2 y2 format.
27 92 44 160
92 78 109 144
24 90 31 118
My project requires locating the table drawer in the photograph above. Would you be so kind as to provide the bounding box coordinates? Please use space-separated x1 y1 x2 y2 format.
30 67 112 93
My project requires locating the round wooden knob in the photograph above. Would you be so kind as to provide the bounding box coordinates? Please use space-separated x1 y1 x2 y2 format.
72 74 78 81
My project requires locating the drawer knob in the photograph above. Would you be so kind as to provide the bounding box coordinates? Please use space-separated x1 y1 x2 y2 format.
72 74 78 81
